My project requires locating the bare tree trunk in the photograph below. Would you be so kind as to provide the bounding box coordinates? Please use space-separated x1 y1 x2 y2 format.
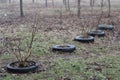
63 0 67 10
52 0 54 8
67 0 72 15
77 0 81 17
90 0 95 14
20 0 24 17
63 0 65 4
90 0 92 6
90 0 95 7
63 0 70 11
45 0 48 7
101 0 104 14
96 0 104 28
67 0 70 11
108 0 111 17
32 0 35 3
9 0 11 3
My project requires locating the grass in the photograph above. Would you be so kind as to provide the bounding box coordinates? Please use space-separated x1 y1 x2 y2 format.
1 56 120 80
0 30 119 80
0 2 120 79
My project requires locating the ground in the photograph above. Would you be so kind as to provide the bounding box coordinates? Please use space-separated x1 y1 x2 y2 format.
0 0 120 80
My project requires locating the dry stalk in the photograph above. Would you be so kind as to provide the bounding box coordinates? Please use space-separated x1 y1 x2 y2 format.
7 14 38 66
81 20 89 37
23 14 38 62
59 6 63 26
96 10 103 29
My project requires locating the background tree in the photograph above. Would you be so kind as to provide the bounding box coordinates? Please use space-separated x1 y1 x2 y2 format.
63 0 70 11
77 0 81 17
67 0 70 11
63 0 67 10
45 0 48 7
9 0 11 3
101 0 104 14
90 0 95 14
20 0 24 17
108 0 111 16
52 0 54 8
32 0 35 3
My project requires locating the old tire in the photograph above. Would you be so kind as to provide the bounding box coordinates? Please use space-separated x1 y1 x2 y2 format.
88 30 105 37
7 61 39 73
98 24 114 30
74 36 94 43
52 44 76 52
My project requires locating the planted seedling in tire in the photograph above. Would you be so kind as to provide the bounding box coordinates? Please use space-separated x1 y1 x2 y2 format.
88 11 105 37
6 15 39 73
74 20 94 43
52 8 76 53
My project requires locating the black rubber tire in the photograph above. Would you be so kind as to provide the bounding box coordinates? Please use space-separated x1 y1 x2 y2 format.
74 36 94 43
52 44 76 52
98 24 114 30
88 30 105 37
7 61 39 73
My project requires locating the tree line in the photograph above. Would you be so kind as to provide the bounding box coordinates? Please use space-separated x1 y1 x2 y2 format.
17 0 111 17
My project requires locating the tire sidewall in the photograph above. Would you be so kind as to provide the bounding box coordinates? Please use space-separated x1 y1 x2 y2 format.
88 30 105 37
52 44 76 52
98 24 113 30
74 36 94 43
7 61 39 73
